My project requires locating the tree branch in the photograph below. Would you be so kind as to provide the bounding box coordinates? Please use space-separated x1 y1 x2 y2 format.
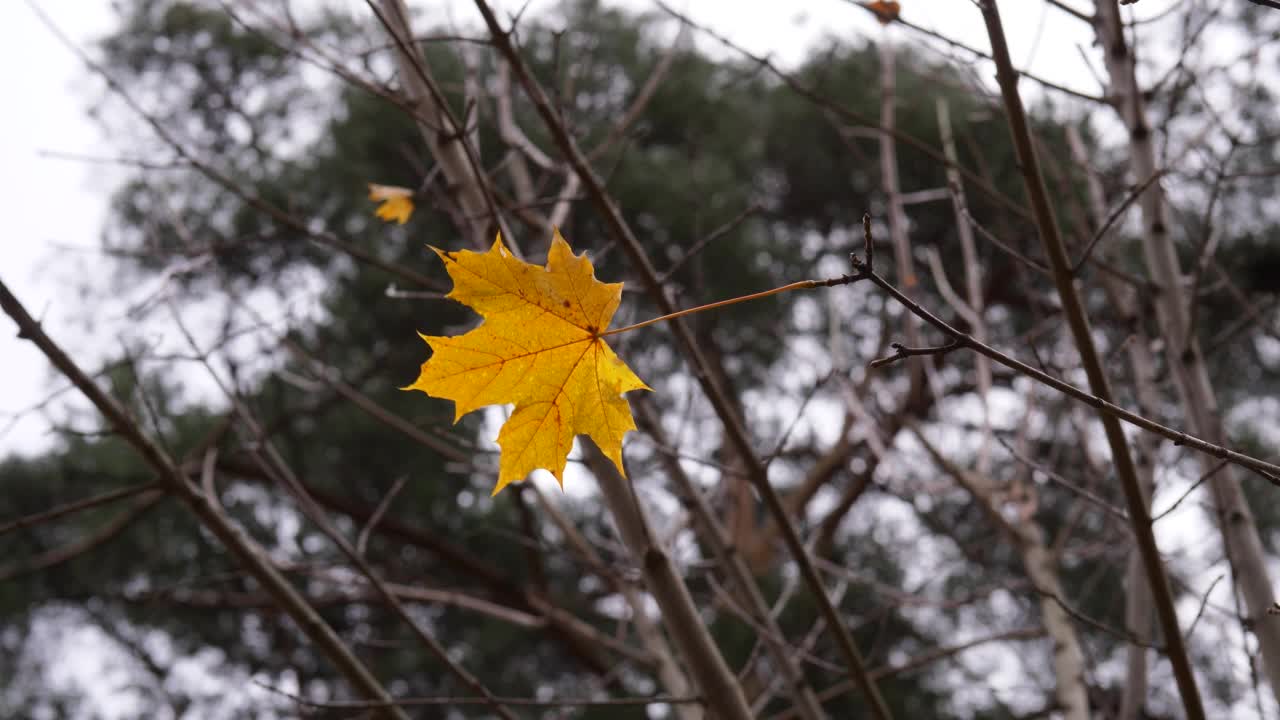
0 277 409 720
977 2 1205 716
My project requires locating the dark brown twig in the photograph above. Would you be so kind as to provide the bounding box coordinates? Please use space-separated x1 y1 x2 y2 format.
657 203 763 284
0 491 165 583
852 261 1280 481
996 436 1129 523
356 476 407 557
0 481 162 538
868 340 962 370
1151 459 1228 523
768 628 1046 720
1184 575 1226 641
1071 168 1167 274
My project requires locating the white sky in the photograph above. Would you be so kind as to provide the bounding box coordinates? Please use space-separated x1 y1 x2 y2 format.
0 1 118 457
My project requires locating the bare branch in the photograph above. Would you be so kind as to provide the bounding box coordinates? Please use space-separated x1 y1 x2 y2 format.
166 303 518 720
868 340 962 370
0 276 409 720
356 476 407 557
0 491 165 583
0 481 162 538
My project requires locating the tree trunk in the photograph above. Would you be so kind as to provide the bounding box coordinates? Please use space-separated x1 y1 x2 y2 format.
635 400 827 720
584 440 753 720
1091 0 1280 704
915 430 1091 720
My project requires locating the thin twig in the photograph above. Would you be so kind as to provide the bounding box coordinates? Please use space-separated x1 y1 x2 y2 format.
657 203 762 284
0 481 162 538
1071 168 1167 274
0 275 409 720
357 476 407 557
768 628 1046 720
587 22 686 161
0 491 165 583
868 340 962 370
961 208 1051 276
997 437 1128 523
1184 575 1226 641
1152 459 1228 523
762 370 835 468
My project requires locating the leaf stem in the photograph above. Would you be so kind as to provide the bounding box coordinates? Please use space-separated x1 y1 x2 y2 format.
600 280 822 338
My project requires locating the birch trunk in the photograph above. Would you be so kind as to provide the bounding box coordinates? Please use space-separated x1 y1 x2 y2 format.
1092 1 1280 703
914 430 1090 720
583 441 753 720
880 39 924 397
377 0 499 249
936 99 992 474
635 401 827 720
977 2 1205 714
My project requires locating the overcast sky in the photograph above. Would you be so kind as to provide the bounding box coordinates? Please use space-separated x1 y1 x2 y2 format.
0 0 1125 459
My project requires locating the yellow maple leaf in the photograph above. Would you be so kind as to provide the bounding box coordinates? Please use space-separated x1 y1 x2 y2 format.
368 183 415 225
404 231 651 495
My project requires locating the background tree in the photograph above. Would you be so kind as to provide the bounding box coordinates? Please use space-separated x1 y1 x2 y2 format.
4 1 1280 718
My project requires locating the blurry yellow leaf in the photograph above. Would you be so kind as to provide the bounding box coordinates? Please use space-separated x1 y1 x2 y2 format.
368 183 415 225
404 231 650 495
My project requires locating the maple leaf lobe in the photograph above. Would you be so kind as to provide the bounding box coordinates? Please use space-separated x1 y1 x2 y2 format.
404 231 650 495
